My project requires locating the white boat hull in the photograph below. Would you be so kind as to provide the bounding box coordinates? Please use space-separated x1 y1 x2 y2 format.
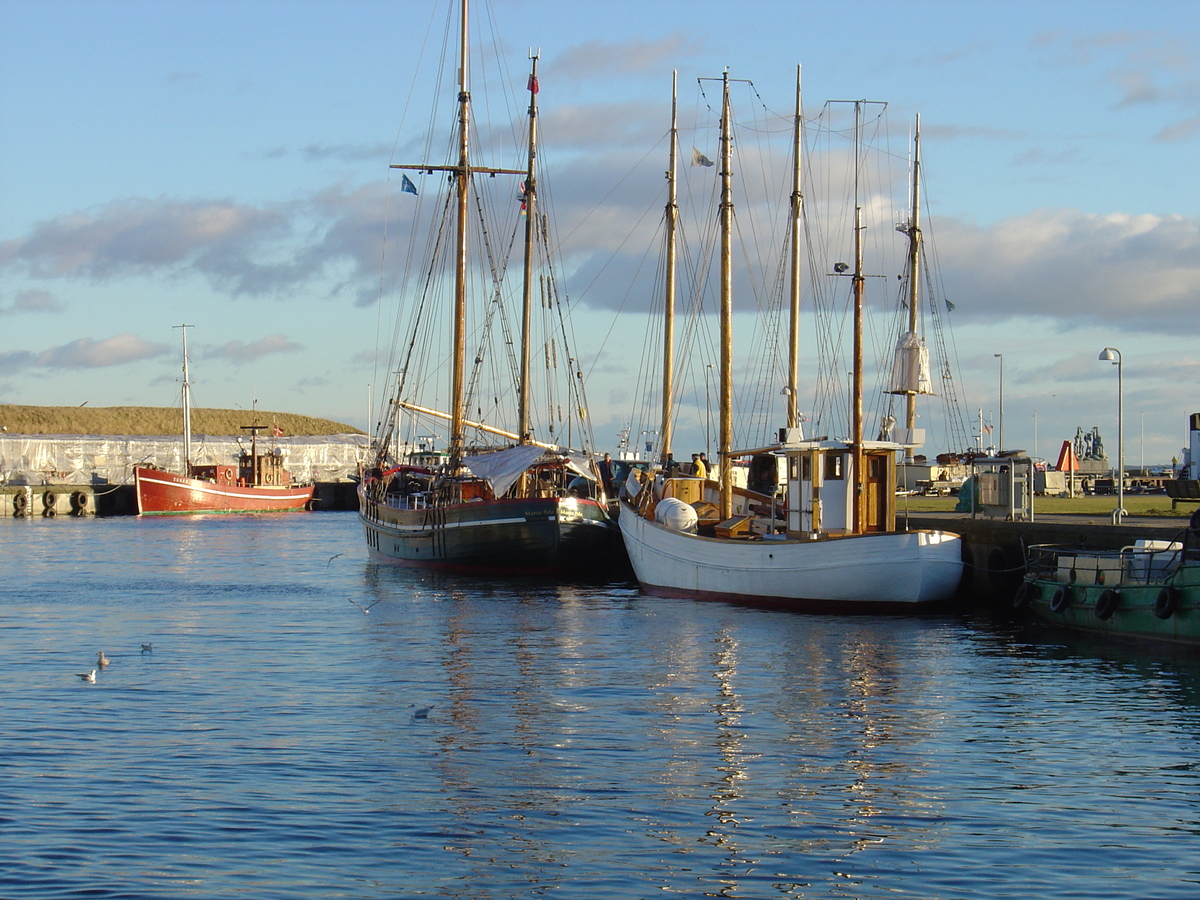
618 497 963 612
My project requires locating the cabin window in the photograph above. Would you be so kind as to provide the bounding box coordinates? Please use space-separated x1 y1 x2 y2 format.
868 455 885 478
824 453 844 480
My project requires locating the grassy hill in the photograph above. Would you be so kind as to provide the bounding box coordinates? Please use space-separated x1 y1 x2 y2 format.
0 405 363 436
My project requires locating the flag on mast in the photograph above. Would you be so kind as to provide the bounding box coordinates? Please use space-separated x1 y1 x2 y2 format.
401 174 418 195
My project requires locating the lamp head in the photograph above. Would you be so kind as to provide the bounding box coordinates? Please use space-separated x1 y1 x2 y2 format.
1098 347 1120 363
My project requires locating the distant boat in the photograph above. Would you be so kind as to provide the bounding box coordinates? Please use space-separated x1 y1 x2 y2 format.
617 73 962 611
357 0 616 574
1016 512 1200 646
134 326 314 515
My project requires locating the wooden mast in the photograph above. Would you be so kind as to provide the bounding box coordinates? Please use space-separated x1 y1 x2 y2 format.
518 52 539 447
903 114 922 442
851 99 865 534
388 0 524 478
787 66 802 431
659 71 678 470
718 69 734 520
448 0 471 474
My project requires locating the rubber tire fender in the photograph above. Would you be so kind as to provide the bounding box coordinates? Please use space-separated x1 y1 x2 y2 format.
1154 586 1180 620
1013 580 1039 610
1095 589 1119 621
1050 585 1071 613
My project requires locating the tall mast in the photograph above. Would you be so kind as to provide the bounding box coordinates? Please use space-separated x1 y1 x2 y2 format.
851 100 865 534
175 323 193 472
787 65 803 431
718 69 734 520
449 0 471 472
904 114 922 438
389 0 523 472
659 71 678 469
518 51 539 445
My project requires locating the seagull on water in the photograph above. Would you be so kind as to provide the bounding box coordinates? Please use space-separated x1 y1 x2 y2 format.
141 643 153 654
77 670 97 683
97 651 110 668
412 704 434 720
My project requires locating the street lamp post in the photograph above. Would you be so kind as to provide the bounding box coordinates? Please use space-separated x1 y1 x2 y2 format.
994 353 1004 455
1098 347 1125 523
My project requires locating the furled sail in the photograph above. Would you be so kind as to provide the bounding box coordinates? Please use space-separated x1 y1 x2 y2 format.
887 330 933 395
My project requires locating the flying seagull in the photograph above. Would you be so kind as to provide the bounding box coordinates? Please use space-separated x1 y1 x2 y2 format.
97 651 110 669
346 597 383 614
77 670 97 683
327 553 346 568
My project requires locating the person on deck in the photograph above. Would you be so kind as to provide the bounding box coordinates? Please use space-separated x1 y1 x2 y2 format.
692 453 707 480
598 453 615 497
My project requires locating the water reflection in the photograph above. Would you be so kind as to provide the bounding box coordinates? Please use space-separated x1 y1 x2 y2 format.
7 517 1197 898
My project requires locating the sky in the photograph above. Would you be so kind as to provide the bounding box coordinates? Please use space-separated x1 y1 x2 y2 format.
2 0 1199 467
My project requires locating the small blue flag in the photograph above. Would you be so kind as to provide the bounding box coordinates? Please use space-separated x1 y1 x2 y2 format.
401 174 418 195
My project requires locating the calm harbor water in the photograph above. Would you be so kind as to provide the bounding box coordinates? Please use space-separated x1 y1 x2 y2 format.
2 512 1198 899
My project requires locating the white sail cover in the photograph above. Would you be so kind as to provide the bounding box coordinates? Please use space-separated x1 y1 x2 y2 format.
461 444 549 498
887 331 933 395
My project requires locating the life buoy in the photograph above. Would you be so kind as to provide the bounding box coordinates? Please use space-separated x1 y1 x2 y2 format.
1095 589 1119 621
1050 585 1071 613
42 491 57 517
1154 586 1180 620
1013 580 1039 610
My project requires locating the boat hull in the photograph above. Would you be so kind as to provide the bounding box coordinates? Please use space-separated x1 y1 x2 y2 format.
359 489 618 576
1018 547 1200 646
134 467 314 515
617 497 963 612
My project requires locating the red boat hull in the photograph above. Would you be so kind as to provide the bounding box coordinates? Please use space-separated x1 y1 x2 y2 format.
134 467 314 515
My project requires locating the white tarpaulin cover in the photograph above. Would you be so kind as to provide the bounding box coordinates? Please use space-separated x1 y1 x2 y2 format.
461 444 549 498
0 434 371 485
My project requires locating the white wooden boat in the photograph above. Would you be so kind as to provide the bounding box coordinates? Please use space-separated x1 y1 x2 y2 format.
618 73 962 610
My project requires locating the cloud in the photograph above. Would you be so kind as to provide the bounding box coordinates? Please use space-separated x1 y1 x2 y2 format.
205 333 303 364
541 101 668 152
550 35 708 82
1032 29 1200 143
1155 114 1200 143
934 208 1200 334
0 198 295 291
0 350 36 375
300 142 394 163
36 334 168 370
0 289 66 315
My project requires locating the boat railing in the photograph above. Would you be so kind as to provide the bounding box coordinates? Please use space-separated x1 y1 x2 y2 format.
385 492 432 511
1026 542 1185 587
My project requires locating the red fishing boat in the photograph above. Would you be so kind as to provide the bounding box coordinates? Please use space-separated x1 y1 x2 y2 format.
134 326 315 515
